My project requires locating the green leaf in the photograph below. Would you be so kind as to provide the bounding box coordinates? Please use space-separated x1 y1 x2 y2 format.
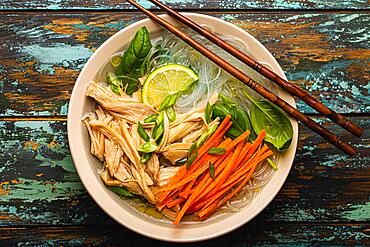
267 158 278 170
244 92 293 151
138 142 158 153
211 102 251 139
186 143 198 169
159 93 178 111
153 121 164 141
175 157 187 166
209 162 215 179
144 114 158 123
208 147 226 155
125 79 139 95
166 107 176 122
219 93 237 106
106 72 121 95
110 186 133 197
116 27 152 94
137 122 150 142
140 153 152 164
205 102 212 124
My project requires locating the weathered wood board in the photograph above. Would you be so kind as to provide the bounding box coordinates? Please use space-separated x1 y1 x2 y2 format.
0 117 368 227
1 224 369 246
0 0 369 10
0 12 369 116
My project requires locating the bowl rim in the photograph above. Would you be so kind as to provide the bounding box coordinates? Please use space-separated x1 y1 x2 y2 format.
68 12 298 242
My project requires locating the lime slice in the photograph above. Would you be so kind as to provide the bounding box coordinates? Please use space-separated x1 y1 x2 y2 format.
142 64 199 108
110 56 121 68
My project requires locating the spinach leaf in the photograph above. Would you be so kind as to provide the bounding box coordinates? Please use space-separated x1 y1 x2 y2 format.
211 99 251 139
116 27 152 94
110 186 133 197
244 92 293 151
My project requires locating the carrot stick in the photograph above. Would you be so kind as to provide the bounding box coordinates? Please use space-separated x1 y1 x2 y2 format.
160 116 232 189
166 197 186 208
197 150 262 220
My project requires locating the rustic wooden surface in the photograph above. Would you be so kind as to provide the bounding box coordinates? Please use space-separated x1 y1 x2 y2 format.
0 0 369 246
0 12 369 116
0 0 369 10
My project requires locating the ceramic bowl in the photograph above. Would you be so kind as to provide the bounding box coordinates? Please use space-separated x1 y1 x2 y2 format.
67 13 298 242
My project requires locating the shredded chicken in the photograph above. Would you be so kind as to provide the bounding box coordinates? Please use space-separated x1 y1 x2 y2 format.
83 80 219 206
146 153 160 184
162 143 192 164
86 81 157 123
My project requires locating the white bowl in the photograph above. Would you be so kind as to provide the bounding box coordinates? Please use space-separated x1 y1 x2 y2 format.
68 13 298 242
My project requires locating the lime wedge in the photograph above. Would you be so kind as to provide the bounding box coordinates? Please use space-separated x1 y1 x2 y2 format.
142 64 199 108
111 56 121 68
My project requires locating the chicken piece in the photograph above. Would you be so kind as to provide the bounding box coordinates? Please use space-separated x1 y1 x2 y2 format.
89 120 140 167
162 143 192 164
182 117 219 143
114 158 134 183
182 127 206 144
131 167 156 203
168 121 203 144
82 110 112 161
171 107 205 128
158 166 180 187
86 81 157 123
130 124 144 150
146 153 160 184
100 169 144 195
104 139 122 177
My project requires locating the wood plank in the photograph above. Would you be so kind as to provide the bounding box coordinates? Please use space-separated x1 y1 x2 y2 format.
0 12 369 116
0 117 368 226
0 224 369 246
0 0 369 10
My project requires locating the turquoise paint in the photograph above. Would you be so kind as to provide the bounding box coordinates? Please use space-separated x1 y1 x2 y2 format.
343 203 370 221
23 44 93 74
14 121 54 134
1 178 85 202
339 14 361 23
60 102 69 115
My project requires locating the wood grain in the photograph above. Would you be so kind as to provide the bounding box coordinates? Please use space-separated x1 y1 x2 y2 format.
0 224 369 246
0 12 369 116
0 0 369 10
0 117 368 226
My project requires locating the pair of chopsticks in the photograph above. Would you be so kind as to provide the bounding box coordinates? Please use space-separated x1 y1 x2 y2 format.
126 0 363 156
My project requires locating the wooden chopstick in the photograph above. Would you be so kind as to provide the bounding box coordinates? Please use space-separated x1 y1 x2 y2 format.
148 0 364 138
126 0 357 156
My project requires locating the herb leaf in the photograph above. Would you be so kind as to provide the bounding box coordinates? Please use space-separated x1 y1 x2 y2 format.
186 143 198 169
166 107 176 122
110 186 133 197
244 92 293 151
267 158 278 170
208 147 226 155
138 141 158 153
144 114 158 123
140 153 152 164
205 101 212 124
106 72 121 95
209 162 215 179
137 122 150 142
116 27 152 94
159 93 179 111
211 94 251 139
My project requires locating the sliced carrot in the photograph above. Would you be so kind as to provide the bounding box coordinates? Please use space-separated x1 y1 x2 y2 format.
196 150 262 220
166 197 186 208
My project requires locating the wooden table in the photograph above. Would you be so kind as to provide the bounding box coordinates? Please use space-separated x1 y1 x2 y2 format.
0 0 369 245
